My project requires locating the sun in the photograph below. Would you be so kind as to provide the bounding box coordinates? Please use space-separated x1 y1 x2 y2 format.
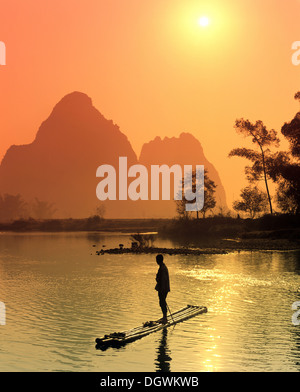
198 16 211 28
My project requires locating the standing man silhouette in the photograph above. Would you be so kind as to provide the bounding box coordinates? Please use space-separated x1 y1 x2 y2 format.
155 254 170 324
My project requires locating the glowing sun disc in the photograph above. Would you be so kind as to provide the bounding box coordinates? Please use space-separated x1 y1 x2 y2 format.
198 16 210 27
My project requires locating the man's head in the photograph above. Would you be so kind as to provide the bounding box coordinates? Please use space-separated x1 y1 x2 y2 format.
156 254 164 265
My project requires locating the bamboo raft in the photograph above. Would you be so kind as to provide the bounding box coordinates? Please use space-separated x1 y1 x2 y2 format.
95 304 207 350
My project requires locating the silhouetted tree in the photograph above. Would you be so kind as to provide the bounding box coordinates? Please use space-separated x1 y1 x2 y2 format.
233 186 268 218
95 204 106 219
273 92 300 213
176 170 217 219
86 215 102 228
86 204 106 229
176 196 190 220
0 194 27 221
229 119 280 214
275 178 299 214
281 92 300 158
31 198 57 219
266 154 300 214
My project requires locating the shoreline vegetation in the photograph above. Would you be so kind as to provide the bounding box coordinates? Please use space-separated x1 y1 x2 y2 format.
0 215 299 252
97 246 228 255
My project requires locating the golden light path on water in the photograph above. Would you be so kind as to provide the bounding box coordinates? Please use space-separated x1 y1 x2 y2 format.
176 251 300 371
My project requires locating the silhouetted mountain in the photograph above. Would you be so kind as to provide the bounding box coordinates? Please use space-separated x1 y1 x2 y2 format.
138 133 228 217
0 92 138 218
0 92 228 219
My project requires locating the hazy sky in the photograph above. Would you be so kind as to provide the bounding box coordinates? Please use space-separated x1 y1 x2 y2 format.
1 0 300 207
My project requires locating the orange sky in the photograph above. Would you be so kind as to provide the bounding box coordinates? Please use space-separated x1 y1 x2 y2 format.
0 0 300 208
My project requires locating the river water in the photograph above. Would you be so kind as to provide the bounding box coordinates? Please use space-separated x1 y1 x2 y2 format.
0 232 300 372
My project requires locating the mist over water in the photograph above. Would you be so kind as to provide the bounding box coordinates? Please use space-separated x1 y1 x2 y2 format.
0 232 300 371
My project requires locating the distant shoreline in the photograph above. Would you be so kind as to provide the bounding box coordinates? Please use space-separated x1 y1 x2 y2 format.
93 239 300 254
96 246 228 256
0 216 299 252
0 217 169 233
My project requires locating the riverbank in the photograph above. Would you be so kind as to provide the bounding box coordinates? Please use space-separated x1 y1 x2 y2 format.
0 215 299 252
159 215 300 251
0 217 168 233
96 246 228 256
94 237 300 256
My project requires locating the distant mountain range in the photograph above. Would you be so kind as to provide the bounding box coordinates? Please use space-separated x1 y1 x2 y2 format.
0 92 227 218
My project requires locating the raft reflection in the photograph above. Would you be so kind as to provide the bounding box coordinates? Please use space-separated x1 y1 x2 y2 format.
155 328 172 372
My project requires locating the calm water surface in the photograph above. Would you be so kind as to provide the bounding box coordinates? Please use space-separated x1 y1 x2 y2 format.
0 232 300 372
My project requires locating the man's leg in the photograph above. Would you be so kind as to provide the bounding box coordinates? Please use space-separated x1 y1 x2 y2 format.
158 292 168 323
